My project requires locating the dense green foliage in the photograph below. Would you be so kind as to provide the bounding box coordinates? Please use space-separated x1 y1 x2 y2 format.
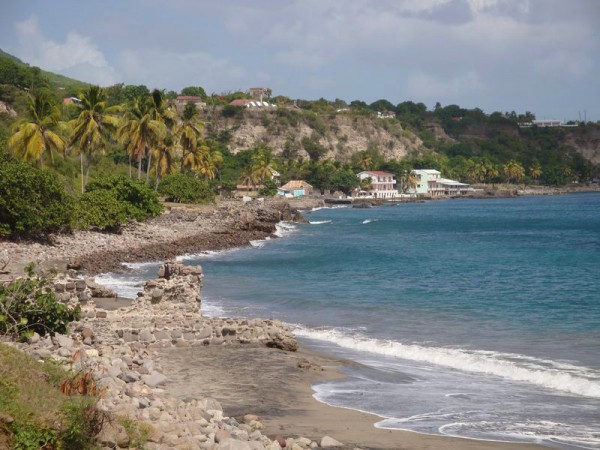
0 264 80 339
85 175 163 221
158 173 214 203
76 189 128 231
0 155 74 237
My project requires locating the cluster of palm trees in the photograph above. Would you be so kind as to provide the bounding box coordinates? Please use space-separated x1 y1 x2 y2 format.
240 146 277 188
8 86 221 193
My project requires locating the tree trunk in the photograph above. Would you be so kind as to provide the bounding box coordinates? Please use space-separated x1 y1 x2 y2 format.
80 152 85 193
129 155 132 178
137 157 142 179
146 151 152 184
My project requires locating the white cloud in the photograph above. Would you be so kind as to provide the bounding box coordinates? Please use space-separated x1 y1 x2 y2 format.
116 49 246 93
407 71 485 101
15 15 119 85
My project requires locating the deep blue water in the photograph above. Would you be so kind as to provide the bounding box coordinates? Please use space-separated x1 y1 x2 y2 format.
99 193 600 449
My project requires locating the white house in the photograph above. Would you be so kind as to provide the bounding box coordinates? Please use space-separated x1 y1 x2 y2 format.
357 171 397 199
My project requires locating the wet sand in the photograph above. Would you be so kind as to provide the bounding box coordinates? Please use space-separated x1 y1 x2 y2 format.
157 344 546 450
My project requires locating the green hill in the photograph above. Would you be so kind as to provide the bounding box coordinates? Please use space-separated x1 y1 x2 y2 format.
0 48 88 97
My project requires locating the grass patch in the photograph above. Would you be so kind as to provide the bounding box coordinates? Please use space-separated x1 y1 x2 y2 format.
0 344 104 449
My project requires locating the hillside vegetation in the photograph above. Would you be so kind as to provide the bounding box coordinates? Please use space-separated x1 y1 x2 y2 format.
0 49 599 238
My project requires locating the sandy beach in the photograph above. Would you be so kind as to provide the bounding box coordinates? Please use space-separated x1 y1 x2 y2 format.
157 344 546 450
0 198 552 449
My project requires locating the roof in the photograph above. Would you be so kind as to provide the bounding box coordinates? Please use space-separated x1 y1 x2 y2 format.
281 180 313 190
438 178 469 186
229 99 253 106
359 171 395 177
413 169 441 175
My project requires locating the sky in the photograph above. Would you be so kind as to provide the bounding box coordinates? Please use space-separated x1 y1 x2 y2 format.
1 0 599 120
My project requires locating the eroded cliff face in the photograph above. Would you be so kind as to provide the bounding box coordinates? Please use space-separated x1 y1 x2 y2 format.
562 128 600 164
205 109 424 161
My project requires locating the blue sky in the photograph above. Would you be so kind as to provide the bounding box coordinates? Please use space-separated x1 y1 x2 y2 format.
1 0 599 120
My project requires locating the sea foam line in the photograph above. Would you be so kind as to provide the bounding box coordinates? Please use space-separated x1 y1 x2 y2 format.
294 327 600 398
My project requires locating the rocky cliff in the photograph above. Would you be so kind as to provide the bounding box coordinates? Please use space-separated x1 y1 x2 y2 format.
204 108 424 161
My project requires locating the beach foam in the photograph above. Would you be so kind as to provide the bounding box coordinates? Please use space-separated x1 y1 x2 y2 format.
275 222 297 237
309 220 332 225
295 327 600 398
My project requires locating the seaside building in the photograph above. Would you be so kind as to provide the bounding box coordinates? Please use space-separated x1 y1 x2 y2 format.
357 171 397 199
278 180 313 198
410 169 470 196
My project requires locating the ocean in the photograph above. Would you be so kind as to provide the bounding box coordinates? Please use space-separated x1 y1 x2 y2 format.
97 193 600 449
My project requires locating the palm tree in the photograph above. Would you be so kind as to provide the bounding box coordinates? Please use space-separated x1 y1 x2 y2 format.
485 163 499 184
118 95 166 180
360 153 372 171
529 162 542 184
69 86 119 192
8 91 65 167
176 102 205 174
503 160 525 184
146 89 176 183
152 136 177 189
250 147 276 183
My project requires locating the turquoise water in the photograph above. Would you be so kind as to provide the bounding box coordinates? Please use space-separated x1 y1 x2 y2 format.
99 194 600 449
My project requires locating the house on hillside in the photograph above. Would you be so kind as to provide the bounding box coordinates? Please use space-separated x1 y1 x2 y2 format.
63 97 80 104
173 96 205 111
410 169 470 196
248 87 272 101
278 180 313 198
357 171 397 199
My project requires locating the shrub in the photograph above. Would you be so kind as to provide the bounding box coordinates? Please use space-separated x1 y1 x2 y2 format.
85 175 163 221
0 156 74 237
159 173 214 203
76 189 128 232
259 179 278 197
0 264 81 339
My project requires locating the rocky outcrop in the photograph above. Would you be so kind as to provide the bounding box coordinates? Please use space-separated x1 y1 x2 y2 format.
208 110 422 162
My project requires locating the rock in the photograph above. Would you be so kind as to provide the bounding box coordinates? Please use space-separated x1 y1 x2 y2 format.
118 370 140 383
142 372 167 387
218 439 254 450
54 333 74 349
273 435 286 447
98 422 130 448
81 327 94 339
75 279 87 291
151 288 164 303
96 311 108 319
27 332 40 344
57 348 72 357
243 414 259 424
320 436 343 448
139 329 156 343
86 349 99 358
215 429 232 443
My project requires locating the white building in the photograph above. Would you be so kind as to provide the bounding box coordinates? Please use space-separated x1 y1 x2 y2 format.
357 171 397 199
410 169 470 196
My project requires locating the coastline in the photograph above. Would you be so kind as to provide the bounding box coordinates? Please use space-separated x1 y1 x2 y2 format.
0 196 574 449
157 343 546 450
